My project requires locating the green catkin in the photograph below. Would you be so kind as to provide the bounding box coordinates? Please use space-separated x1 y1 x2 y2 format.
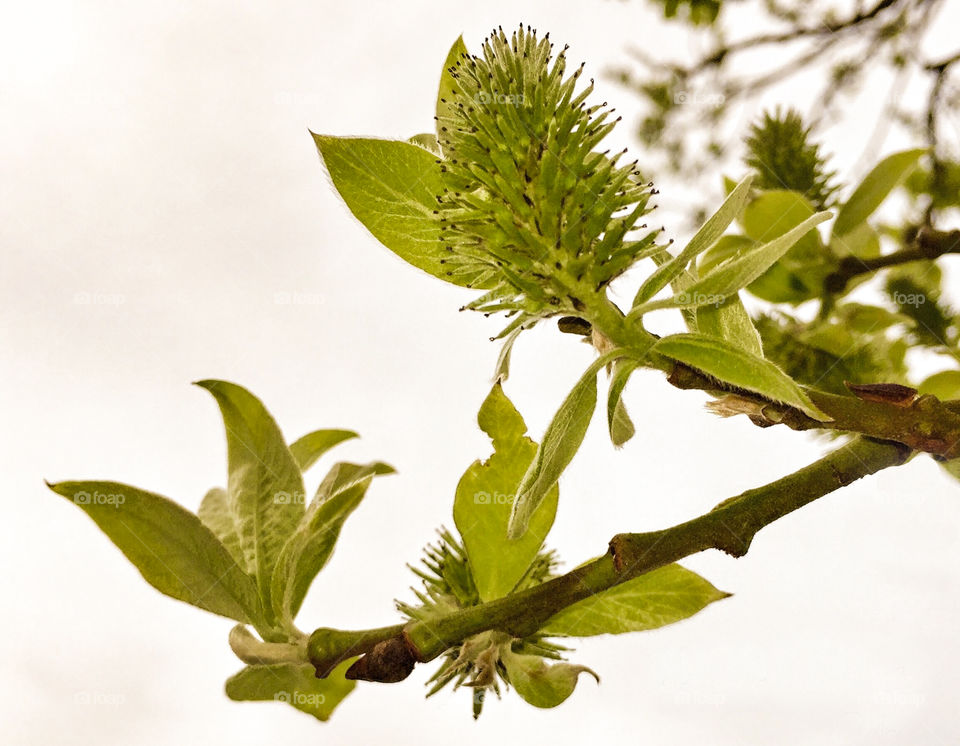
437 26 660 327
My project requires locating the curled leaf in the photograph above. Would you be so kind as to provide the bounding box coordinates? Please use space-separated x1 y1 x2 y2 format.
501 647 598 708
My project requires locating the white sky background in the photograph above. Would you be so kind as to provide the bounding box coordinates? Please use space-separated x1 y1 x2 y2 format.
3 1 960 743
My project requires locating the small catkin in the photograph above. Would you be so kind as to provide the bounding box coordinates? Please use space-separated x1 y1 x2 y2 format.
435 25 660 331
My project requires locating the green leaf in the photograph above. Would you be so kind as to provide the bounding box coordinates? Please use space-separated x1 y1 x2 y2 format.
940 459 960 484
288 429 358 473
696 295 763 358
408 132 440 155
271 461 393 622
313 135 482 287
741 191 830 303
832 149 926 237
919 370 960 401
830 221 880 259
454 384 559 602
697 234 752 276
540 563 729 636
436 36 469 150
508 351 623 538
632 174 753 307
501 648 598 708
607 359 641 447
198 487 245 568
652 333 829 420
195 380 305 618
225 658 356 722
835 303 911 333
493 325 523 383
48 480 262 625
643 210 831 315
696 211 830 300
701 234 813 305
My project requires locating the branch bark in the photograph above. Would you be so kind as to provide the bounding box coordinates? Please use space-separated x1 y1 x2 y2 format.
308 437 909 682
823 226 960 294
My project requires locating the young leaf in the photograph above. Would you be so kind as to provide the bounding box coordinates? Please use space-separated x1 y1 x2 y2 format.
198 487 245 568
508 351 623 538
607 359 641 447
48 480 262 625
313 135 484 288
632 211 830 315
696 295 763 358
698 234 752 276
225 659 356 722
271 461 394 622
539 564 729 636
652 333 830 420
288 429 358 473
919 370 960 401
501 648 598 708
740 190 830 303
632 174 753 307
830 221 880 259
195 380 305 617
831 148 926 237
493 324 524 383
408 132 440 154
436 36 469 150
453 384 559 602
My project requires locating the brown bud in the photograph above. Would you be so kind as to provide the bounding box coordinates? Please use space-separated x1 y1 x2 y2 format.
845 382 918 407
557 316 591 336
345 636 416 683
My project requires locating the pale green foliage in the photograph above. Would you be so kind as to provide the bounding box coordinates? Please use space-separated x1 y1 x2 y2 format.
831 149 926 237
454 383 559 601
49 480 263 625
50 381 390 720
509 350 625 537
652 334 829 420
540 564 729 636
403 384 727 715
196 380 306 619
632 174 754 307
500 648 599 709
225 659 356 721
313 135 486 287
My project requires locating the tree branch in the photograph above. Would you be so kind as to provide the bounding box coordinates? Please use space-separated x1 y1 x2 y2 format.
688 0 900 73
666 361 960 459
823 226 960 294
308 437 909 683
580 296 960 459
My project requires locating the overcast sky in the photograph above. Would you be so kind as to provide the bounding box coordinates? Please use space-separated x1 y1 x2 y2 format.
3 1 960 744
